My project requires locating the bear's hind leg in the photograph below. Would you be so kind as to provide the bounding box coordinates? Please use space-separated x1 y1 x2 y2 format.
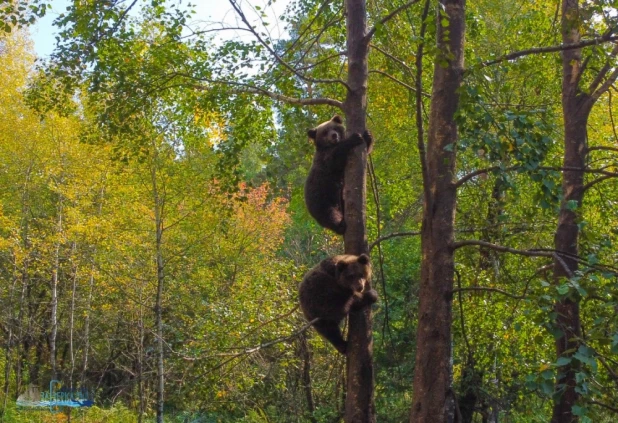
313 319 347 354
327 207 346 235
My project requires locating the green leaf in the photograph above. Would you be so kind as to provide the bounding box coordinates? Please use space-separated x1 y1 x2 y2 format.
572 405 587 417
555 356 571 366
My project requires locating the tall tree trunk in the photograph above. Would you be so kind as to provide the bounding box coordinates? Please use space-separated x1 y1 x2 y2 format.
410 0 465 422
14 165 33 398
151 162 165 423
14 267 28 398
551 1 591 421
50 199 63 381
137 303 145 423
81 262 94 386
68 242 78 391
479 179 505 274
1 255 20 418
298 332 316 423
342 0 373 422
81 185 105 387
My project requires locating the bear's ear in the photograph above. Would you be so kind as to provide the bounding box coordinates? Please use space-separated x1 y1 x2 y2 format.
357 254 370 265
331 115 343 124
307 128 317 139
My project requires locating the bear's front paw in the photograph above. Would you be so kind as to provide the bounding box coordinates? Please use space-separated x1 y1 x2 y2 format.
362 130 374 153
363 289 378 304
349 132 364 144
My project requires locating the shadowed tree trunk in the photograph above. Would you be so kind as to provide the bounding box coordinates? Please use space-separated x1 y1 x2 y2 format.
551 0 618 419
151 156 166 423
50 196 63 381
551 1 589 421
342 0 373 422
298 332 316 423
410 0 465 422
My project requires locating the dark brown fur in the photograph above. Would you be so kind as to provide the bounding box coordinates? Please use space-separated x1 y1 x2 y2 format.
305 115 373 234
299 254 377 354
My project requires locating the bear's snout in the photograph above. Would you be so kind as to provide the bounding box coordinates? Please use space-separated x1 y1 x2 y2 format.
329 130 340 142
352 279 366 294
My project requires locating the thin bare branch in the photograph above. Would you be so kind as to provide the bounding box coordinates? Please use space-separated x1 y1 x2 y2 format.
229 0 349 89
369 43 414 75
454 271 472 360
452 240 553 258
281 0 332 57
597 355 618 386
583 174 618 191
217 318 318 357
454 166 520 188
452 286 527 300
190 79 343 108
366 0 421 41
587 400 618 414
242 306 300 339
369 231 421 251
481 35 618 68
292 14 345 69
588 44 618 94
416 0 431 201
294 51 347 72
588 146 618 154
609 90 618 144
592 67 618 101
553 253 574 278
369 69 414 91
538 166 618 177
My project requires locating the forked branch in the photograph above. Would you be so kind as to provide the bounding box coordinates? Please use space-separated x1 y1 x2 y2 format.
481 35 618 67
228 0 350 89
191 78 343 108
366 0 421 41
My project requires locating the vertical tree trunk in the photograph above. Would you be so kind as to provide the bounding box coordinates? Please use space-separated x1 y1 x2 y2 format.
14 265 28 398
298 332 316 423
551 1 590 421
81 262 94 386
68 242 78 391
50 199 63 380
342 0 373 422
14 166 33 398
81 185 105 387
410 0 465 422
151 162 165 423
1 255 20 417
137 304 145 423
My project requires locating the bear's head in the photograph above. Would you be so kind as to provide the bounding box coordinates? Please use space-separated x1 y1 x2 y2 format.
334 254 372 296
307 115 345 148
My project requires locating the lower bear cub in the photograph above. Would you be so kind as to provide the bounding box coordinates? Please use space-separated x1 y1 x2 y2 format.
299 254 378 354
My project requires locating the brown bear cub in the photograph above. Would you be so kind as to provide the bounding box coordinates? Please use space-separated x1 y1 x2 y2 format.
299 254 377 354
305 115 373 234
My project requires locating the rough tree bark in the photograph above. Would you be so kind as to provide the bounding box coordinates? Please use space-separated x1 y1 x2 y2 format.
68 242 78 391
551 0 590 421
50 196 63 381
342 0 373 422
82 185 105 387
298 332 317 423
410 0 465 422
151 159 166 423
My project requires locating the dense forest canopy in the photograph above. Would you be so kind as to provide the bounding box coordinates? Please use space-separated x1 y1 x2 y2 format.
0 0 617 422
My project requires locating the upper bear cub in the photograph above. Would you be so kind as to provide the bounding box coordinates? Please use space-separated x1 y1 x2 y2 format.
305 115 373 234
299 254 378 354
